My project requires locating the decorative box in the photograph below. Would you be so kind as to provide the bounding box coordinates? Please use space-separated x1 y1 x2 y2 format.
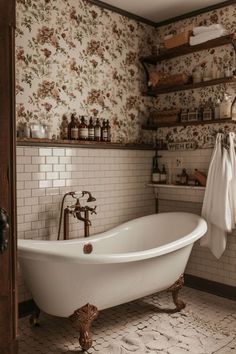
164 31 191 49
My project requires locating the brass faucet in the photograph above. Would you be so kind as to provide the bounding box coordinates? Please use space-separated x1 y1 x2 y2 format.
57 191 97 240
74 204 97 237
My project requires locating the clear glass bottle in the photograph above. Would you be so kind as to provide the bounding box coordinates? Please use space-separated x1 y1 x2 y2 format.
106 120 111 142
214 99 221 119
220 93 232 119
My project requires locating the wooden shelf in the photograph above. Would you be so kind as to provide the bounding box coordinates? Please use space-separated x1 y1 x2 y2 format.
17 138 154 150
142 118 235 130
143 76 236 96
140 34 236 64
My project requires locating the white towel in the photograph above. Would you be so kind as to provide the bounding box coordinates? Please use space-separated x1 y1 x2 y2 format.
229 132 236 227
201 134 232 259
189 29 227 46
193 24 226 35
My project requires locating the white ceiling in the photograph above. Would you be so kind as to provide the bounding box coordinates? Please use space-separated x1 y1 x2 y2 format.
99 0 226 23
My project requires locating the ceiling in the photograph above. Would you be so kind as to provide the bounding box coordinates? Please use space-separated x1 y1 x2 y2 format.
97 0 229 24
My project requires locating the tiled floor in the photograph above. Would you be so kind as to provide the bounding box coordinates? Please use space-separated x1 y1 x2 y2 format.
19 287 236 354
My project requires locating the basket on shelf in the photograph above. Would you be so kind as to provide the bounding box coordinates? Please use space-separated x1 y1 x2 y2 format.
148 72 189 89
150 109 180 125
164 30 191 49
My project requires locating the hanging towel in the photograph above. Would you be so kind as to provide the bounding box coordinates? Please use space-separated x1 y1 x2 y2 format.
229 132 236 227
200 134 232 259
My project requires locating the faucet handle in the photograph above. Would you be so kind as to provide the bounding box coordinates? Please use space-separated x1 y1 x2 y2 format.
90 206 97 215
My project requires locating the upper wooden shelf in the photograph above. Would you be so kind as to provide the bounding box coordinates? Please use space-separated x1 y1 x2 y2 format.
140 34 236 64
143 76 236 96
142 118 236 130
17 138 154 150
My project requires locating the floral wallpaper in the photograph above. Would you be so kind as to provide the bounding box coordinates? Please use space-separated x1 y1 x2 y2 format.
153 4 236 148
16 1 236 147
15 0 155 143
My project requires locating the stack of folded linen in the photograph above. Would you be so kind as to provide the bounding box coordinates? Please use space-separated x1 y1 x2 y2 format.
190 24 227 46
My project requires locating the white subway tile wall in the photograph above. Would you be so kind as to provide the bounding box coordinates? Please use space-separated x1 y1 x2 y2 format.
17 146 155 301
158 149 236 288
17 146 236 301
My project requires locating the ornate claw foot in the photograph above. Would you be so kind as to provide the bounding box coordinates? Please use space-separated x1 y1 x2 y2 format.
167 274 186 311
69 303 98 351
29 305 41 327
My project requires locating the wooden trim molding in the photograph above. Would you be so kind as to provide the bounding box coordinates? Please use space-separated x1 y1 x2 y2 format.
87 0 156 27
185 274 236 301
87 0 236 28
155 0 236 27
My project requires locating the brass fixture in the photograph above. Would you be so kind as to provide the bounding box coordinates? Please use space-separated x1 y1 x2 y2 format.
83 243 93 254
57 191 97 240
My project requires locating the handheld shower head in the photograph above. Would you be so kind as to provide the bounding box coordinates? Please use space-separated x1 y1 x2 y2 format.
87 195 96 202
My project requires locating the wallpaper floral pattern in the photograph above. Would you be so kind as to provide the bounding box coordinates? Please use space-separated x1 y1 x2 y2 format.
15 0 155 143
16 1 236 147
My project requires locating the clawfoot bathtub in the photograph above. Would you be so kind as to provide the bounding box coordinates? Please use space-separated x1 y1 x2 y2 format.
18 212 207 350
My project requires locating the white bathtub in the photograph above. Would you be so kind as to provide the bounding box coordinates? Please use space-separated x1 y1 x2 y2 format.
18 212 207 318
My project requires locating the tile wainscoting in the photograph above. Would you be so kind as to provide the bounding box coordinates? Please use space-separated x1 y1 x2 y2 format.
17 145 155 301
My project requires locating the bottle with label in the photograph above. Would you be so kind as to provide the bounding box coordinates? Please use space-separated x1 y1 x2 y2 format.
231 96 236 121
180 169 188 185
94 118 101 141
152 149 160 184
88 117 95 141
101 119 108 142
107 120 111 142
79 116 88 140
160 165 167 184
68 114 78 140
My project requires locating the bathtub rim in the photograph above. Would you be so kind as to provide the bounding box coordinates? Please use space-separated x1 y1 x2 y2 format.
18 212 207 264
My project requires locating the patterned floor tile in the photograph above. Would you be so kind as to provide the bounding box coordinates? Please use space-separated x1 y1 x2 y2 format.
19 287 236 354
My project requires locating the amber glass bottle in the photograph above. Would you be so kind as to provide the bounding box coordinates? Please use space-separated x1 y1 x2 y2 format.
68 114 78 140
94 118 101 141
88 117 95 141
101 119 108 142
79 116 88 140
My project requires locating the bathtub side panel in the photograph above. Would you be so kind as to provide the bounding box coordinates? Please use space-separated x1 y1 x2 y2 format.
19 244 192 317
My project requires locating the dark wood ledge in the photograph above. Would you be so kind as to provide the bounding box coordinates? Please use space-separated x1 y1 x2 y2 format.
142 118 236 130
143 76 236 96
140 34 236 63
17 138 154 151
